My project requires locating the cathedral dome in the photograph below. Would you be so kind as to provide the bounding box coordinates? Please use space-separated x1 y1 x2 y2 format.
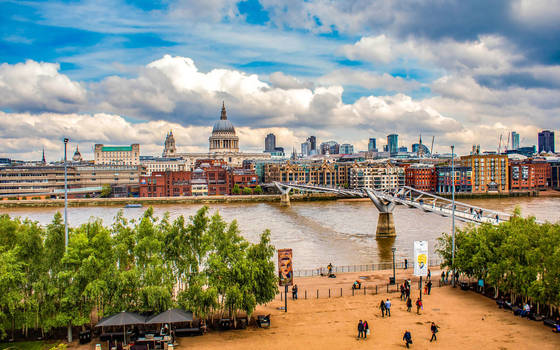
209 102 239 153
212 119 235 133
72 146 82 162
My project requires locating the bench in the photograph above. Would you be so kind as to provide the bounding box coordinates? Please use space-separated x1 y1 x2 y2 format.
544 319 559 328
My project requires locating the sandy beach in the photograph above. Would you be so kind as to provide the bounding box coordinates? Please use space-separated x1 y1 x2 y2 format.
177 268 560 350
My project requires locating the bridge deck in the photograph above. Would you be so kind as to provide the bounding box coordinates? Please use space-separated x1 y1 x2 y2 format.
274 182 539 225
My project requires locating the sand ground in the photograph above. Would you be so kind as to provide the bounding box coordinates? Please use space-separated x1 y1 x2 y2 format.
177 268 560 350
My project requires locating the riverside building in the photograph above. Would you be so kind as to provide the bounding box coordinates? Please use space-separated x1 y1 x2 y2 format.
94 144 140 165
461 153 509 193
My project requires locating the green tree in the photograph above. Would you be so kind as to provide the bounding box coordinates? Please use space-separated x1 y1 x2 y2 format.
100 184 112 198
232 184 240 195
253 185 263 195
242 187 252 195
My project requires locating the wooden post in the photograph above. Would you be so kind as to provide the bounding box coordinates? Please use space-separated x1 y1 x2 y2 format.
317 289 319 299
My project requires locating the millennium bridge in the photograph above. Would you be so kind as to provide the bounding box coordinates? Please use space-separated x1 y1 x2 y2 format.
273 182 534 237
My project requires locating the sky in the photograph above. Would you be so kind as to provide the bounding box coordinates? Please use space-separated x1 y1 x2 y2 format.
1 0 559 161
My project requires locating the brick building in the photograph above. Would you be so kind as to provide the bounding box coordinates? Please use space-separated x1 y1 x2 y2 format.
509 159 551 190
405 164 436 192
461 154 508 193
138 158 258 197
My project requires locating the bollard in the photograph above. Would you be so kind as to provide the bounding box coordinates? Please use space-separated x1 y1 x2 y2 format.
364 286 366 295
317 289 319 299
280 291 283 301
340 288 342 297
305 290 307 299
329 289 331 298
376 285 378 294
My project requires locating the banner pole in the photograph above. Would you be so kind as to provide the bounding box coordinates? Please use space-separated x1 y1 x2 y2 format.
285 285 288 312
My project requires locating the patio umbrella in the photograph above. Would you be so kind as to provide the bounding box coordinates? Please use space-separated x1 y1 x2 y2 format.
96 312 146 344
145 309 193 324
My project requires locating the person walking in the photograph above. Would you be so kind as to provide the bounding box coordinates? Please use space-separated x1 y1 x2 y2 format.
400 284 405 301
357 320 364 339
441 271 445 284
385 298 392 317
427 269 431 280
403 330 413 348
424 282 428 295
445 270 449 284
363 320 369 339
407 296 412 312
416 298 423 314
404 259 408 269
427 280 432 295
292 284 298 300
379 299 386 317
430 322 439 342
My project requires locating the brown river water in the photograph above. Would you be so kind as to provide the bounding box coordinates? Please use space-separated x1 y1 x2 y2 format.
1 196 559 269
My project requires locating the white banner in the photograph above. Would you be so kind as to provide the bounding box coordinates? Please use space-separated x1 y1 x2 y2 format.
414 240 429 277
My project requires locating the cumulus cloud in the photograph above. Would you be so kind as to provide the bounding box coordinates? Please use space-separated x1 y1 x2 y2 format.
318 69 422 92
269 72 313 90
0 60 86 112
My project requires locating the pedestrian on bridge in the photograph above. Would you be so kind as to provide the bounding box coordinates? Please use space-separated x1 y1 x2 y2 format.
441 271 445 284
379 299 386 317
430 322 439 342
407 297 412 312
357 320 364 339
404 258 408 269
427 280 432 295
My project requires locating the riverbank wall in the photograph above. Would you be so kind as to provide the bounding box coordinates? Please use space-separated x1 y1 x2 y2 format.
0 193 340 208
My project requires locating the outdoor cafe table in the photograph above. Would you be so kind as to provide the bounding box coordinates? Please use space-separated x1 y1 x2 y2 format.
135 336 164 350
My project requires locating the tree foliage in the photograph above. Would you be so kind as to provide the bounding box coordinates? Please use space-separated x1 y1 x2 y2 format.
437 209 560 309
0 207 277 339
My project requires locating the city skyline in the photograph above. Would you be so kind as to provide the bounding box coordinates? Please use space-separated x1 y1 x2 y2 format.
1 1 560 161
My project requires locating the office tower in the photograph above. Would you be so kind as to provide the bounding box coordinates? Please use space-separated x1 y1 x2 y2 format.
320 141 340 154
265 133 276 152
511 131 519 150
387 134 398 154
368 138 377 152
538 130 555 153
339 144 354 154
307 136 316 152
301 141 311 156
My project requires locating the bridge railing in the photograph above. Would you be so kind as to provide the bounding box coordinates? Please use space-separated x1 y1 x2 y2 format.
293 258 443 278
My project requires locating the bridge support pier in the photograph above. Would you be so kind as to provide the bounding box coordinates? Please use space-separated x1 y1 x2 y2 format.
376 212 396 237
280 192 290 206
365 189 397 237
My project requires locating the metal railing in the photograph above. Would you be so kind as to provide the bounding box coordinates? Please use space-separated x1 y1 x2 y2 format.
277 276 449 301
292 259 443 278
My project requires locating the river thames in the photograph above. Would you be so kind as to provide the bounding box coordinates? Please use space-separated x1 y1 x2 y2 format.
1 196 559 270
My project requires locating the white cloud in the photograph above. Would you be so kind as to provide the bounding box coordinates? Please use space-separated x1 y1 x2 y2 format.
341 34 520 75
318 69 421 92
0 60 86 112
269 72 314 90
511 0 560 28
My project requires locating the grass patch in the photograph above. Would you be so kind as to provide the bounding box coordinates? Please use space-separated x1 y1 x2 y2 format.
0 341 59 350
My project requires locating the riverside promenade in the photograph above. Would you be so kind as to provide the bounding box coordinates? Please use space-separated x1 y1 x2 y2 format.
183 268 560 350
0 193 339 208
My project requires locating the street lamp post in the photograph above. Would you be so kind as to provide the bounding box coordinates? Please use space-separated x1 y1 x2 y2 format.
451 145 456 287
63 138 69 248
391 247 396 285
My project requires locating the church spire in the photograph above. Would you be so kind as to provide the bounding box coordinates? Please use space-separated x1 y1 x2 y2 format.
221 101 227 120
41 148 46 164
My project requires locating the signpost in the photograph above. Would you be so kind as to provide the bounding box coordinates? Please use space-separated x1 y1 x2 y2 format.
278 248 293 313
413 241 428 300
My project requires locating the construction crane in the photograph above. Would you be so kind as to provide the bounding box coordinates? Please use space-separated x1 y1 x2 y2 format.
430 136 435 155
498 134 503 154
